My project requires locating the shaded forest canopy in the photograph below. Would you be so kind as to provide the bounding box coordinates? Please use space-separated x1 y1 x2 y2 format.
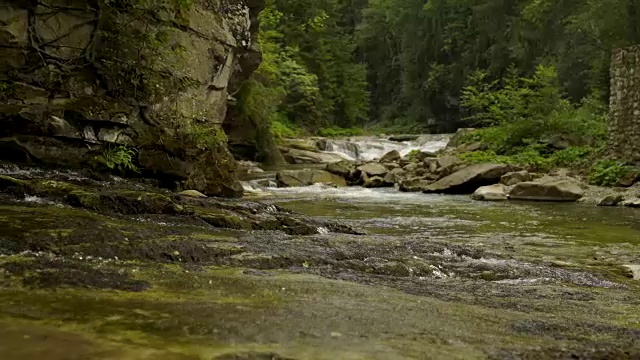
239 0 640 134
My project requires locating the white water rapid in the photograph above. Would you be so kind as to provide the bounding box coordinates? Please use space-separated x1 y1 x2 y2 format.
323 134 451 161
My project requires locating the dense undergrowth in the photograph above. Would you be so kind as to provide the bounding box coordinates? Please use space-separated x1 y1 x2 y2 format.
456 65 639 187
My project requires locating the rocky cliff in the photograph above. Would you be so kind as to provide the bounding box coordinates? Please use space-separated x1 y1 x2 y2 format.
0 0 265 197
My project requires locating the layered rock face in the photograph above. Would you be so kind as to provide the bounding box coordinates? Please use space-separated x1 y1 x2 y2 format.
609 45 640 163
0 0 265 197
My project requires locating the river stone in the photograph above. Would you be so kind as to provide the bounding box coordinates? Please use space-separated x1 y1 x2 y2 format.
403 163 419 172
471 184 508 201
179 190 207 198
501 170 532 186
424 164 511 194
363 176 389 188
379 150 401 163
383 168 405 184
623 265 640 280
282 148 347 164
357 163 388 177
622 198 640 208
326 161 355 178
276 169 347 187
597 194 625 207
509 179 584 201
400 177 433 192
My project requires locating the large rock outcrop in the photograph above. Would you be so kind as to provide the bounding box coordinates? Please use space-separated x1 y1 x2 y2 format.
0 0 266 197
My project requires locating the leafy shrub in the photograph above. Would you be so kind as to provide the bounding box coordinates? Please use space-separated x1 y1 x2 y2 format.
317 127 365 138
460 65 607 153
548 146 596 167
99 145 138 174
271 115 303 140
589 160 637 187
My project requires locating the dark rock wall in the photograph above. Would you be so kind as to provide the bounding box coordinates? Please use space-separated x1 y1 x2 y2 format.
0 0 264 197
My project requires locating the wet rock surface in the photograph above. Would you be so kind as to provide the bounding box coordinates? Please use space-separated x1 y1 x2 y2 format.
1 164 640 359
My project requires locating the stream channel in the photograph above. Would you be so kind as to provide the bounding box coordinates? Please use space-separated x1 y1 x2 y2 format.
0 136 639 359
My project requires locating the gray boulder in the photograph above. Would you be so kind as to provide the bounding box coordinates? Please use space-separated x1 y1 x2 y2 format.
501 170 532 186
357 162 388 177
509 178 584 201
400 177 434 192
363 176 389 188
276 170 347 187
379 150 401 163
423 164 512 194
471 184 508 201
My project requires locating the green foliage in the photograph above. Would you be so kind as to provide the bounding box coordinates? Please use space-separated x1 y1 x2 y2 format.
238 0 370 134
459 66 607 153
460 145 597 172
99 146 139 174
317 127 365 138
179 124 227 151
589 160 638 187
356 0 636 129
271 116 303 140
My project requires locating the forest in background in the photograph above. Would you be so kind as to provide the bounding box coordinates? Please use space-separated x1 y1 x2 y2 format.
237 0 640 138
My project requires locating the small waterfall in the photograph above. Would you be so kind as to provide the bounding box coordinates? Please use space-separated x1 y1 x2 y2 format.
323 134 451 161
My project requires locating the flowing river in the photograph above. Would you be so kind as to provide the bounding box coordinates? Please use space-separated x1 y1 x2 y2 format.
1 147 640 358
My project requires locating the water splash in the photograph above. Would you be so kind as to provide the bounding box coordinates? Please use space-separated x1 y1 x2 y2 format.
323 134 451 161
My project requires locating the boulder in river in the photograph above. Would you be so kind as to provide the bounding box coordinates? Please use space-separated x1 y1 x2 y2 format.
623 265 640 280
384 168 406 184
423 164 511 194
622 198 640 208
597 194 625 207
399 177 434 192
509 178 584 201
363 176 389 188
357 163 388 177
326 161 355 178
276 170 347 187
501 170 532 186
379 150 401 163
282 148 347 164
471 184 508 201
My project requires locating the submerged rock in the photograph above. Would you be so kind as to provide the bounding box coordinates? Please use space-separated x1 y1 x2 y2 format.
510 178 584 201
471 184 509 201
276 169 347 187
423 163 511 194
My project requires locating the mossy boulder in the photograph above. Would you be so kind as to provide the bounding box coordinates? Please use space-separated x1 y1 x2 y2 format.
67 190 179 215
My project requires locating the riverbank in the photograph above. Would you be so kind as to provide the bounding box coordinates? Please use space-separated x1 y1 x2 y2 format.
267 133 640 208
1 160 639 359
